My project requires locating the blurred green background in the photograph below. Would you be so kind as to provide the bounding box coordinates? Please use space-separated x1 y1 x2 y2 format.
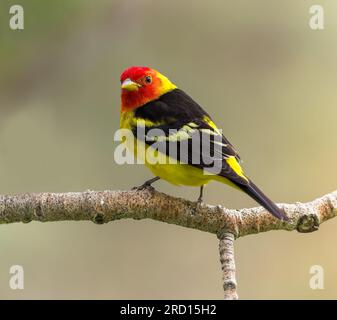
0 0 336 299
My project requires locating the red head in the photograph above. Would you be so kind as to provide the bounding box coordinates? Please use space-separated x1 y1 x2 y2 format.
120 66 177 112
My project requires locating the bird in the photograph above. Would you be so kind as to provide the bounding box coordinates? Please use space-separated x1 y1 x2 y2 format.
119 66 288 221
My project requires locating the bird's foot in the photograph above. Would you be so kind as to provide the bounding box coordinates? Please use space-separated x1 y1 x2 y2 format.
132 176 160 192
132 182 155 192
191 198 204 215
197 195 204 205
190 185 205 215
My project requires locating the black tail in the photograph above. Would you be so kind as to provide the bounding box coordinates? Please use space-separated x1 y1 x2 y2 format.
238 181 288 221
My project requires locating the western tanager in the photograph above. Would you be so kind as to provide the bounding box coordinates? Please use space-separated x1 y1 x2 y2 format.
120 66 288 220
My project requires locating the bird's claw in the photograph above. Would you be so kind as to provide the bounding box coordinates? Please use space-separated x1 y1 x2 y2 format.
197 197 203 206
191 199 204 215
132 184 155 192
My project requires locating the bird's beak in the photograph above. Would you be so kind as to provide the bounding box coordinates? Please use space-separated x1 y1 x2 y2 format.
121 78 140 91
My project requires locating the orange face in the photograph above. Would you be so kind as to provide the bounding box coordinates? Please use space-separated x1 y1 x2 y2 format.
120 66 176 112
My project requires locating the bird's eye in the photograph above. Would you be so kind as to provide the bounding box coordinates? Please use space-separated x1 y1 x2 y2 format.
145 75 152 84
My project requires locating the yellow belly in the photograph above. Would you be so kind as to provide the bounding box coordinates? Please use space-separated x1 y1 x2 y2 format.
146 162 212 186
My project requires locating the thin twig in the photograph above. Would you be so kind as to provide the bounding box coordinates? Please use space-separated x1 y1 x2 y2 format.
219 232 238 300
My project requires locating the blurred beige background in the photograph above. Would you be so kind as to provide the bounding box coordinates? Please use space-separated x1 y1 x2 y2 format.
0 0 336 299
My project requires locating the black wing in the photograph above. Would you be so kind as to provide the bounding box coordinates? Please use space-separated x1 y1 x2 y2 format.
133 89 247 185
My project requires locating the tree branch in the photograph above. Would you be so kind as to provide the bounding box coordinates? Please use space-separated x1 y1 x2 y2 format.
1 188 336 237
0 188 336 299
